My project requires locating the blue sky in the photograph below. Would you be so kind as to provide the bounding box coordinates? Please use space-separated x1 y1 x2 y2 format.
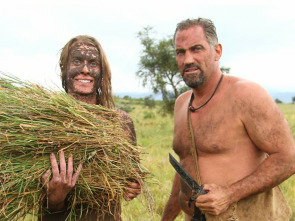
1 0 294 94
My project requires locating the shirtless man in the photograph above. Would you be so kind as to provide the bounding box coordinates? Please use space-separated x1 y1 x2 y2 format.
161 18 295 221
40 35 141 220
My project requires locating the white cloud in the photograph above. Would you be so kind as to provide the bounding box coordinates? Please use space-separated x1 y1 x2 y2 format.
111 66 148 93
1 0 295 95
229 44 295 91
0 49 61 90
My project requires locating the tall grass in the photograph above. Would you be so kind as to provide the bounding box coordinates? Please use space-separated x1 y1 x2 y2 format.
279 104 295 220
121 101 181 220
0 76 146 221
121 101 295 220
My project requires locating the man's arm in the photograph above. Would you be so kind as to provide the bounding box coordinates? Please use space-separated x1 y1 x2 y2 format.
161 173 182 221
196 82 295 215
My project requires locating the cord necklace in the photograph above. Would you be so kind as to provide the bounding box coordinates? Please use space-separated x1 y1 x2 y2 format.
188 74 224 112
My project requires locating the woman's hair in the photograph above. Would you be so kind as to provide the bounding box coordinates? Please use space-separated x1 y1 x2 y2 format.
59 35 115 108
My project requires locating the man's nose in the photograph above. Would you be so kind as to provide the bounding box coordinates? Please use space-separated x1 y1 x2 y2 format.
184 52 194 65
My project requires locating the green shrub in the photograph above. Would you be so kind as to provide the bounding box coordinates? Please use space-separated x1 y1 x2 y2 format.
144 95 156 109
143 110 155 119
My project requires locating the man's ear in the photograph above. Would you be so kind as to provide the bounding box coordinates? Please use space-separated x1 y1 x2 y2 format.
214 43 222 61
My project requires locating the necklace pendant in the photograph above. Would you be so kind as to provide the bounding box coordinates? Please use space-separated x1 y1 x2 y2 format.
189 105 196 112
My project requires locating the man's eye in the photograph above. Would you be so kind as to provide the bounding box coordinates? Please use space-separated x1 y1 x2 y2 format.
192 46 201 52
176 50 184 55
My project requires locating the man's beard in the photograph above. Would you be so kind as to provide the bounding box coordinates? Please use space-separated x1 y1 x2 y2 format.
182 64 206 89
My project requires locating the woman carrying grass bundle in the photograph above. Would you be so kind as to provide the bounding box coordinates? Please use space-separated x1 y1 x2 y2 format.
40 35 141 220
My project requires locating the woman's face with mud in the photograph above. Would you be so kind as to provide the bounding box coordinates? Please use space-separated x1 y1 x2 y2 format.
66 42 101 96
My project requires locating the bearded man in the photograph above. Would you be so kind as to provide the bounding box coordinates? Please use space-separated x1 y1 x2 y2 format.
161 18 295 221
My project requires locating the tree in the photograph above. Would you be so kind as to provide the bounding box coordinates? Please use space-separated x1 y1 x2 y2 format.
275 98 283 104
221 67 230 74
136 27 184 113
292 96 295 104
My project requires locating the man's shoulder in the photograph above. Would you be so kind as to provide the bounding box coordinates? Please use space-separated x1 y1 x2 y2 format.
173 90 193 118
225 75 255 90
225 76 270 101
175 90 191 105
224 76 276 117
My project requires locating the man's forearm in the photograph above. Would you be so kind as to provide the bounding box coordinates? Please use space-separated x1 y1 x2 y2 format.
161 173 182 221
229 152 295 204
161 198 182 221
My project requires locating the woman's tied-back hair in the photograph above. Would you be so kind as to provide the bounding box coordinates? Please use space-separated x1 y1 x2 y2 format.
173 18 218 48
59 35 115 108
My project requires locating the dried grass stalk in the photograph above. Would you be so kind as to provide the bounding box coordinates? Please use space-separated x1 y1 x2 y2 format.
0 73 146 220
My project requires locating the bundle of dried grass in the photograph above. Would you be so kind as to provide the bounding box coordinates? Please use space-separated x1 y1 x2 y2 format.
0 73 146 220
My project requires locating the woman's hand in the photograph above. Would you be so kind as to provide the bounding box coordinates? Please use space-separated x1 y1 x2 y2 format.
42 150 82 211
123 181 142 201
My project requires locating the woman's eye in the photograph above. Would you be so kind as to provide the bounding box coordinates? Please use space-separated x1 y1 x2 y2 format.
90 62 97 67
74 60 80 65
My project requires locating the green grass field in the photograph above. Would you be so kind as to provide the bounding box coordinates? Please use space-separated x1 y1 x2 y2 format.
120 100 295 221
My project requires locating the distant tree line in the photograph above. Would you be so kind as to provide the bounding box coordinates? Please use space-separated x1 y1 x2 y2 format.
275 98 283 104
275 96 295 104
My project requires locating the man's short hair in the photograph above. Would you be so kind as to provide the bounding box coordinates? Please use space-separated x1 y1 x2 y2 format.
173 18 218 47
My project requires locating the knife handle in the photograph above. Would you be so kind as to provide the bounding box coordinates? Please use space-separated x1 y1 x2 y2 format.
198 184 208 195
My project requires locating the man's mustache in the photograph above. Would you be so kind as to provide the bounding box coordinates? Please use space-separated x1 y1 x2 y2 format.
182 64 201 75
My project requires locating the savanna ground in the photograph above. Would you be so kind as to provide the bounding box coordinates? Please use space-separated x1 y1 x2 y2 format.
117 98 295 221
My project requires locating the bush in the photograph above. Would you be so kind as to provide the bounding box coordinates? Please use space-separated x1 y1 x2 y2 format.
117 104 133 113
123 95 132 100
143 110 155 119
144 95 156 109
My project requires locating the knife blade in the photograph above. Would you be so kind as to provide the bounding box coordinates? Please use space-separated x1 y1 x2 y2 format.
169 153 207 195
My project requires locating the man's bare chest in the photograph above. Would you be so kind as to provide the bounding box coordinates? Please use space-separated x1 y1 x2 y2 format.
173 107 242 156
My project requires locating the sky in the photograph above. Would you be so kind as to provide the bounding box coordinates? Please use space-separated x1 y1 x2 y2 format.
1 0 295 96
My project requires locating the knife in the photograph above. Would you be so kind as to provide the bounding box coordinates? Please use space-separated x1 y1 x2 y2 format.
169 153 207 221
169 153 207 195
